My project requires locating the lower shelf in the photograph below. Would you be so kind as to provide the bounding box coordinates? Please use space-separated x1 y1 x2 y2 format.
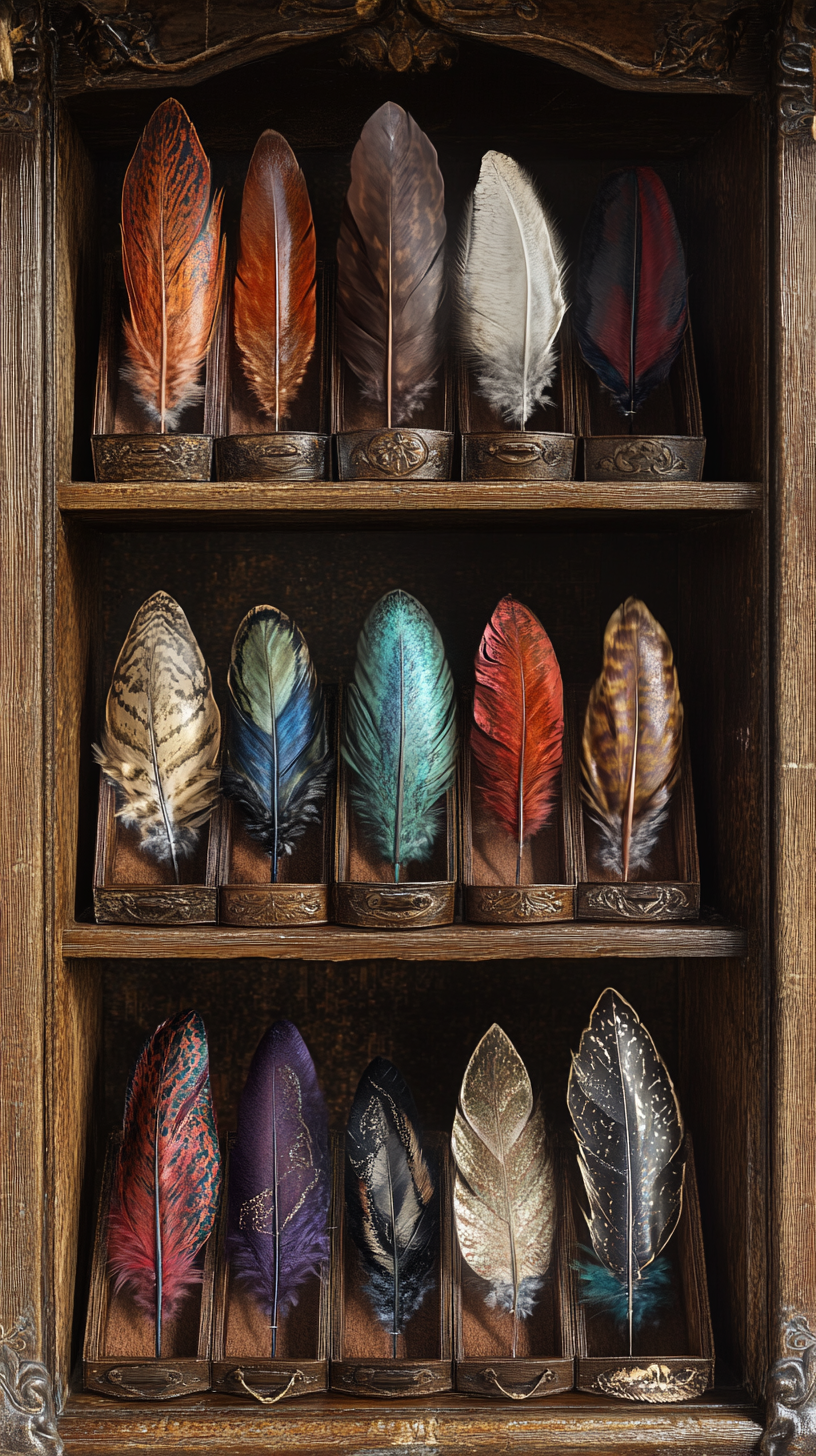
59 1388 763 1453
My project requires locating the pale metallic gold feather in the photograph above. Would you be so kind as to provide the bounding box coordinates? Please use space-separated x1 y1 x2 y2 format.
451 1024 554 1341
581 597 683 881
93 591 221 880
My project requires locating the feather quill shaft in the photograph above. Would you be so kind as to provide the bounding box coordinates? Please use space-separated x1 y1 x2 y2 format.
456 153 566 430
567 988 685 1353
337 102 446 427
234 131 316 430
120 98 225 433
581 597 682 882
574 167 687 421
346 1057 437 1357
471 596 563 885
223 606 331 882
107 1010 221 1358
341 591 457 882
452 1025 554 1358
228 1021 329 1357
93 592 221 883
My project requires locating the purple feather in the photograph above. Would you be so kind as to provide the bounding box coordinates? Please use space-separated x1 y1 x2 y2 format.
228 1020 329 1355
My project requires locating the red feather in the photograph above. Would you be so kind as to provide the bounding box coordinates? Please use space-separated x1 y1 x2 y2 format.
471 596 563 884
107 1010 221 1357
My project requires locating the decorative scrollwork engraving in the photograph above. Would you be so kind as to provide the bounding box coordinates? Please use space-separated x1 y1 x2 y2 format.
334 881 454 927
339 428 452 481
583 883 692 919
471 886 566 921
356 429 428 475
464 431 575 480
61 2 157 78
0 3 43 133
93 433 213 483
221 887 328 926
593 1361 708 1403
217 433 330 482
342 0 457 71
598 440 688 476
94 887 216 924
777 1 815 137
762 1314 816 1455
654 2 753 78
0 1312 62 1454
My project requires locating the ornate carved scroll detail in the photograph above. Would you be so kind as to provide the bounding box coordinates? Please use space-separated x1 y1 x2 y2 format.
334 881 455 927
583 883 693 918
777 1 815 137
0 3 44 133
762 1314 816 1455
221 887 328 926
338 427 452 481
470 886 566 921
61 2 157 77
342 0 457 71
0 1313 62 1454
592 1361 708 1403
653 2 754 78
93 887 217 924
216 433 330 482
463 431 575 481
92 433 213 483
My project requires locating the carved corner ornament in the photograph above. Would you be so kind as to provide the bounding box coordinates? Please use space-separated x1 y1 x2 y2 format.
0 1313 62 1455
653 1 754 79
762 1314 816 1456
0 1 44 132
777 0 816 137
342 0 457 71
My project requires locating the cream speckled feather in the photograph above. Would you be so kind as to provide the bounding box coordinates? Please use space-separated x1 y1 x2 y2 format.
93 592 221 880
452 1024 555 1353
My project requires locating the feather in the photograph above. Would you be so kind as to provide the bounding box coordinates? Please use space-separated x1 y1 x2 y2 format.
227 1020 329 1357
567 987 685 1353
222 606 331 882
581 597 683 881
120 97 226 433
451 1024 555 1357
93 591 221 883
107 1010 221 1358
470 596 563 886
341 590 458 882
336 101 446 427
233 130 317 430
456 152 567 429
574 167 687 419
345 1056 438 1357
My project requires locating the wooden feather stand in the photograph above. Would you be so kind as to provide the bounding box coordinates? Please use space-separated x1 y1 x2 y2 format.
459 321 578 483
454 1150 575 1399
213 266 331 484
462 693 577 924
210 1136 329 1403
92 257 221 483
333 337 454 483
93 774 219 925
330 1130 453 1397
217 688 335 927
579 320 705 484
569 686 700 923
571 1134 714 1402
333 684 459 929
83 1133 217 1401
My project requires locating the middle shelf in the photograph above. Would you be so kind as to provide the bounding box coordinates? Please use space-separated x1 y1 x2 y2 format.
62 917 746 961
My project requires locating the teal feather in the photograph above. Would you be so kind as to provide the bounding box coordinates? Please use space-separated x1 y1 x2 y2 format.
223 606 331 881
573 1251 672 1331
342 590 458 882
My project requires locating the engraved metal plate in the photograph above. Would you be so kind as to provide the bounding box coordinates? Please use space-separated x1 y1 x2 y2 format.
584 435 706 482
216 432 330 481
462 431 576 481
464 884 572 923
591 1362 709 1403
219 884 328 927
332 1361 451 1397
333 880 455 928
92 433 213 482
336 428 453 481
577 882 699 922
89 1363 209 1400
93 886 218 925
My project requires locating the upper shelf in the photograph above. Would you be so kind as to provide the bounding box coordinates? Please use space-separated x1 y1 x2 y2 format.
62 916 746 962
58 479 763 525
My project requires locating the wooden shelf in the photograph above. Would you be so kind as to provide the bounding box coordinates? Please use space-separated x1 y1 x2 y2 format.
57 478 764 523
61 915 746 961
58 1388 762 1454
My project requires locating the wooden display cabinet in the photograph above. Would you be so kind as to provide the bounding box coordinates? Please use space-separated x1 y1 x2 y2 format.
1 4 813 1455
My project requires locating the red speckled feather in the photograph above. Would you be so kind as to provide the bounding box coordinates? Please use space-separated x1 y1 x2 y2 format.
470 596 563 884
107 1010 221 1357
233 131 316 430
121 98 225 433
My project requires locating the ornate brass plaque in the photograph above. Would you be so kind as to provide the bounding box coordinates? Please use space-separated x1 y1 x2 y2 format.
216 432 330 481
584 434 705 482
336 428 452 480
92 433 213 482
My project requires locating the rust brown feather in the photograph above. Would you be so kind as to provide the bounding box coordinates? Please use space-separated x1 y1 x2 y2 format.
581 597 683 881
336 101 446 428
120 98 225 434
233 131 316 429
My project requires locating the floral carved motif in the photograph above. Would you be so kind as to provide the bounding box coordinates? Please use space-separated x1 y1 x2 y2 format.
0 1313 62 1454
342 0 457 71
762 1314 816 1455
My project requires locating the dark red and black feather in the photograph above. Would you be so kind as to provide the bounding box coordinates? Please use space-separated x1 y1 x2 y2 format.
573 167 687 419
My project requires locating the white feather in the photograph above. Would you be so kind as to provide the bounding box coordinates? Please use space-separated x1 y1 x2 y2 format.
456 152 567 429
